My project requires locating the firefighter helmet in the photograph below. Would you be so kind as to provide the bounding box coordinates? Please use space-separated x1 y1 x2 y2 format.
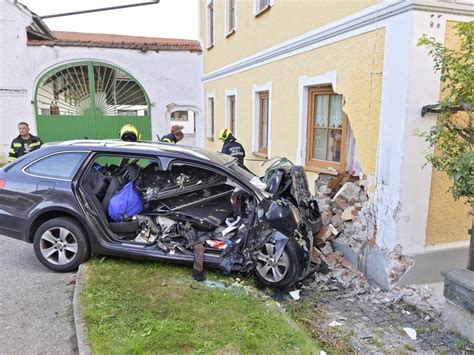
218 128 233 141
120 124 139 142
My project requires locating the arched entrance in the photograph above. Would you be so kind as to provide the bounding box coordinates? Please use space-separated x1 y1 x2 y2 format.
165 102 203 147
34 61 152 142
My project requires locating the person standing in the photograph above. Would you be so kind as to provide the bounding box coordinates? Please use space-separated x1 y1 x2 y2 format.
218 128 245 166
8 122 42 162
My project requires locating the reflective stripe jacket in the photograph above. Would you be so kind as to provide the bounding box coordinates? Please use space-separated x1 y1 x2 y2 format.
8 135 42 162
160 133 177 144
221 137 245 165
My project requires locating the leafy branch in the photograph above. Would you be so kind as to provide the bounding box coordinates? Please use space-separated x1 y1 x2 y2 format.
416 22 473 211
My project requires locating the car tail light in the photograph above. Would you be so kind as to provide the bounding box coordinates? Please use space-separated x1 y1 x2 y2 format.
0 179 5 189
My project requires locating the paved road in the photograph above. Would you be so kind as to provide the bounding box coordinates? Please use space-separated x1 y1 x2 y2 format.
0 236 77 354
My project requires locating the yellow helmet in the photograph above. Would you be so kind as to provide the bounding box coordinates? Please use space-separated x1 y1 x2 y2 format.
120 124 139 142
218 128 233 141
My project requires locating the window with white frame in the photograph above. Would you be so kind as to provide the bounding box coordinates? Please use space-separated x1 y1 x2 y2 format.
207 96 215 140
206 0 214 48
225 0 236 35
254 0 272 16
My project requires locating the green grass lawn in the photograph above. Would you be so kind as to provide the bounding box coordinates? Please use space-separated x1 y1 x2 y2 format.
82 258 320 354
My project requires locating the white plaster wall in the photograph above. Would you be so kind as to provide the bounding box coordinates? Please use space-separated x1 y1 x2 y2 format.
0 0 35 164
0 0 203 163
375 10 414 252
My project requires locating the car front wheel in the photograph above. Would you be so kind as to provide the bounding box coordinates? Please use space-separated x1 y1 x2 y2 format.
33 217 90 272
254 238 303 289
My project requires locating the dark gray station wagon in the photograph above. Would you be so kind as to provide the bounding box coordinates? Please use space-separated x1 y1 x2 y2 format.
0 141 321 288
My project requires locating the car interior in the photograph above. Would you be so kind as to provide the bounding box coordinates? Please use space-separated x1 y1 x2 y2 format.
79 155 256 256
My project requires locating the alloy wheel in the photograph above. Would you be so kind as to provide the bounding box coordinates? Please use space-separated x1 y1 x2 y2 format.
255 242 289 283
39 227 78 265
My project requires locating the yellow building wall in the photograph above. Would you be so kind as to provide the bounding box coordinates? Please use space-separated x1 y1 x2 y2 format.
425 21 471 246
201 0 381 74
204 29 385 182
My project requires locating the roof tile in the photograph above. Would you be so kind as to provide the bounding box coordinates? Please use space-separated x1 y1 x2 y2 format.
27 31 201 53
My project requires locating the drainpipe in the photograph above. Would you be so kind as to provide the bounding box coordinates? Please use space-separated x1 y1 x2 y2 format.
41 1 159 19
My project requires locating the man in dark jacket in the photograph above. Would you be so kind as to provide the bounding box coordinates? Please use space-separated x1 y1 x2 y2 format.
8 122 42 162
161 130 184 144
218 128 245 166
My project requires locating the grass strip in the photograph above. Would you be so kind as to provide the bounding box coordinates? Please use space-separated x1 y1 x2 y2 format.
82 258 319 354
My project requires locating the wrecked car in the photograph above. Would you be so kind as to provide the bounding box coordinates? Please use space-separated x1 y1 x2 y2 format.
0 140 322 288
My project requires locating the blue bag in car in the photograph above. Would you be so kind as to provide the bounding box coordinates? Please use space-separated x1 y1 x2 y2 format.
108 181 143 222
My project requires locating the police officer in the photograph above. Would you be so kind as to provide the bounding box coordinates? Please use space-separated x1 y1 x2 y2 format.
8 122 42 163
161 130 184 144
120 124 140 142
218 128 245 166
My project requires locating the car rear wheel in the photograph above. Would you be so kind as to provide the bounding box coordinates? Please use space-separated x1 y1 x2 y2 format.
255 239 303 289
33 217 90 272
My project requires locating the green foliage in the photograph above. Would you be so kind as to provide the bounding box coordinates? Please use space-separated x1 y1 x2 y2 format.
82 258 319 354
416 22 473 211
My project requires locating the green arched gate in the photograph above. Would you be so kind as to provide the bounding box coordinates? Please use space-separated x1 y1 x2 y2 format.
35 61 152 142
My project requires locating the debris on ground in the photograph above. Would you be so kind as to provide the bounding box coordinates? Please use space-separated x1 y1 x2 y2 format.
289 290 301 301
403 327 417 340
288 257 474 353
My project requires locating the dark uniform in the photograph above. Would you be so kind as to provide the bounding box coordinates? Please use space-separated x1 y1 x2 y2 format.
8 135 42 162
161 133 178 144
221 136 245 165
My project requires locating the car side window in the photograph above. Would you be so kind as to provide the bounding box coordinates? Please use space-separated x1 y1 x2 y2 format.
25 152 86 180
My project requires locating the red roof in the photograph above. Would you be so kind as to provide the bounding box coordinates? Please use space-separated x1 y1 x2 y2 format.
27 31 201 53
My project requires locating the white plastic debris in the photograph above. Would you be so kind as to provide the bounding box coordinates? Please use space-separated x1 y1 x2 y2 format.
403 327 417 340
289 290 301 301
320 351 327 355
329 320 343 327
250 177 267 191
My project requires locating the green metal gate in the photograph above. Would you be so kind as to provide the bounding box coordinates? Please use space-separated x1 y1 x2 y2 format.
35 61 152 142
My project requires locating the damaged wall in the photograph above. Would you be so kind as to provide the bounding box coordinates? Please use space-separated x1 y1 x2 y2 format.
203 28 385 180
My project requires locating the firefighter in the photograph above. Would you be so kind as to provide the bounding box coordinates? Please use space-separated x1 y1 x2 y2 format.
218 128 245 166
160 130 184 144
8 122 42 163
119 124 140 142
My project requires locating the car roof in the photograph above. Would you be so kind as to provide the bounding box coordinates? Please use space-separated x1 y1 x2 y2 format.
44 140 235 165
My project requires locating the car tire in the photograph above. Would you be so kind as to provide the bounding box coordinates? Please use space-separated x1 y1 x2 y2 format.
33 217 90 273
254 238 304 289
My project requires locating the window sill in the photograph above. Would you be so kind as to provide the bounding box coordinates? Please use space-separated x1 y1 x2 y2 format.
304 165 339 176
206 44 214 50
225 29 236 38
252 151 268 159
255 4 271 17
207 137 214 142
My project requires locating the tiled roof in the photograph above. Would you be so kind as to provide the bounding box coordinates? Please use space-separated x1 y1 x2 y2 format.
27 31 201 53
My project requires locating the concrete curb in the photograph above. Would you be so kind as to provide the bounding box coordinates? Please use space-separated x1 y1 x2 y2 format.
73 263 92 355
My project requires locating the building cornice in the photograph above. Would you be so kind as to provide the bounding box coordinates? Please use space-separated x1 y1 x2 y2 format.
202 0 473 82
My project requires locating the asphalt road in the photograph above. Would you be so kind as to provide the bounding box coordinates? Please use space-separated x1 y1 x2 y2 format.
0 236 78 354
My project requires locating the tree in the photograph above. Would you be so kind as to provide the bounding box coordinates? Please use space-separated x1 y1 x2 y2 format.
416 22 473 213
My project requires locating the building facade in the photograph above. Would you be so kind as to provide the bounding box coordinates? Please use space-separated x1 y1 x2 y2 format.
0 0 203 162
200 0 473 288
